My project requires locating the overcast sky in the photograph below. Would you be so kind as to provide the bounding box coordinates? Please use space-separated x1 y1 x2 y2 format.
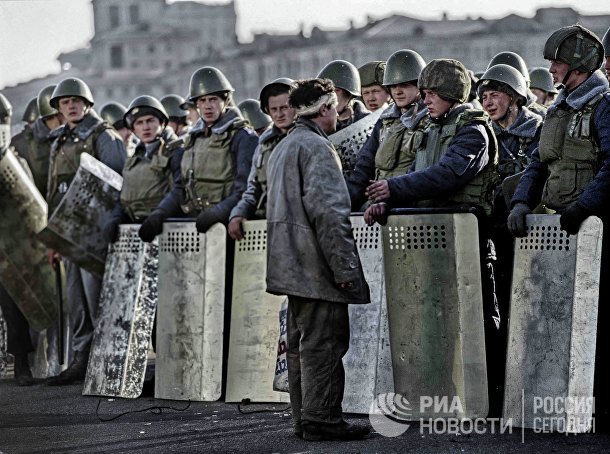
0 0 609 89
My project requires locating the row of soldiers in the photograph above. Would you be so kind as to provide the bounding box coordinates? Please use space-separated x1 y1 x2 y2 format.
1 22 610 440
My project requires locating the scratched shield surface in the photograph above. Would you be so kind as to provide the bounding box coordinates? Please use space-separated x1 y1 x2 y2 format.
342 215 394 414
155 221 226 401
38 153 122 278
225 220 289 403
0 149 57 331
83 225 158 398
504 215 602 433
383 213 488 419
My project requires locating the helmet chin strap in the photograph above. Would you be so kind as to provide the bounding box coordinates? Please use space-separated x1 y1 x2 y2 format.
561 69 573 87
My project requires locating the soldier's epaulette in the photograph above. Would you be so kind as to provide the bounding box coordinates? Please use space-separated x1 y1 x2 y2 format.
232 119 249 130
166 137 185 152
457 108 489 126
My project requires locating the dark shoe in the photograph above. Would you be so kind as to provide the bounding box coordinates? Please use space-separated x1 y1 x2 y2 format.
46 350 89 386
14 354 34 387
302 421 370 441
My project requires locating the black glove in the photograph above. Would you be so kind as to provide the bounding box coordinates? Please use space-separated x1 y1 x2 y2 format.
102 219 120 244
560 203 589 235
507 202 532 237
195 210 220 233
138 212 165 243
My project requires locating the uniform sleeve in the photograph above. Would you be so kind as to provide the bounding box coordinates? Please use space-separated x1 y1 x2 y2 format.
155 147 186 218
510 145 549 209
347 119 382 210
96 130 127 175
386 123 489 206
229 144 263 220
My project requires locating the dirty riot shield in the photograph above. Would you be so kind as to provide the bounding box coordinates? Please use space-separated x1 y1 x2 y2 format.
155 221 226 401
329 108 383 180
503 215 602 433
38 153 123 278
83 225 158 398
0 305 6 377
0 149 57 331
382 210 488 419
225 220 289 403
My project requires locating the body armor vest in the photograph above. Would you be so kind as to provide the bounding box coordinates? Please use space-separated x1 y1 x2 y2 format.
413 109 499 216
181 121 245 214
253 133 284 218
375 114 426 180
538 92 606 210
496 134 533 182
120 138 175 221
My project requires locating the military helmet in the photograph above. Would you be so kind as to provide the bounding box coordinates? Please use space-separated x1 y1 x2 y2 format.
189 66 234 102
487 51 530 84
22 97 39 123
100 102 127 129
238 99 272 131
358 61 386 87
478 64 528 101
529 67 558 94
50 77 94 108
383 49 426 86
418 59 471 104
543 24 603 72
37 85 59 118
259 77 294 114
124 95 169 129
317 60 361 97
161 94 187 119
0 93 12 123
603 26 610 57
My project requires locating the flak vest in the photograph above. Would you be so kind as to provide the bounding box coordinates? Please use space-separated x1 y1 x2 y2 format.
253 132 284 218
181 120 246 214
538 92 606 211
120 138 178 221
413 109 499 216
14 128 50 196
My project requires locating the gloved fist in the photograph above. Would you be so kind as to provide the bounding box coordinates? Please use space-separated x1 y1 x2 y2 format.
103 220 120 244
196 210 220 233
560 203 589 235
138 212 165 243
507 202 532 237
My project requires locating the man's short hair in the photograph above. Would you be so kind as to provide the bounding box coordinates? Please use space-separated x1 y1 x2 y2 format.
289 78 336 118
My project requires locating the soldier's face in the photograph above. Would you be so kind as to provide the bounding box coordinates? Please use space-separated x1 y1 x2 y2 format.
389 83 419 111
530 88 550 106
132 114 162 144
335 88 351 113
58 97 88 125
549 60 570 86
196 95 226 124
362 84 391 112
481 90 512 122
423 90 452 118
319 103 338 134
267 93 295 132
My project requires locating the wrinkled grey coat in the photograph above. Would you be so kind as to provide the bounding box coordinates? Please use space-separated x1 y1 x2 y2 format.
266 118 370 304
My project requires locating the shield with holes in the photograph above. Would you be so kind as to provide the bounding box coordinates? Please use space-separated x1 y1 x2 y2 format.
329 108 383 180
225 219 289 403
38 153 123 278
0 149 57 331
83 225 158 398
504 215 602 433
382 212 488 419
155 221 226 401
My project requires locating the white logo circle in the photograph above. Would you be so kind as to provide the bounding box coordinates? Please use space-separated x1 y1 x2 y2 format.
369 393 412 437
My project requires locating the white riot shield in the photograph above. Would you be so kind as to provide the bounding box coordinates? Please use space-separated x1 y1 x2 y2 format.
342 216 394 414
225 220 289 403
503 215 602 433
83 225 158 398
38 153 123 278
383 213 488 419
155 221 226 401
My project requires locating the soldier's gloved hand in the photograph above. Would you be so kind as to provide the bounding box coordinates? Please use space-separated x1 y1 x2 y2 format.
196 211 220 233
103 220 120 244
560 203 589 235
507 203 532 237
138 212 165 243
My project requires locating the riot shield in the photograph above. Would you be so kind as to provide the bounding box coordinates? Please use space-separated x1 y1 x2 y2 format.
383 212 488 419
38 153 122 278
342 215 394 414
83 225 158 398
155 221 226 401
0 149 57 331
0 305 6 377
503 215 602 433
225 220 289 403
329 108 383 180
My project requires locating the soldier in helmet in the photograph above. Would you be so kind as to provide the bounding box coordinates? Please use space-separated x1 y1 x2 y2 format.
348 49 428 211
161 94 190 136
10 97 39 161
364 58 503 415
45 77 126 385
528 67 558 106
179 97 200 130
603 26 610 82
317 60 369 131
100 102 134 151
358 61 391 112
228 78 296 240
237 99 272 136
137 66 257 242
